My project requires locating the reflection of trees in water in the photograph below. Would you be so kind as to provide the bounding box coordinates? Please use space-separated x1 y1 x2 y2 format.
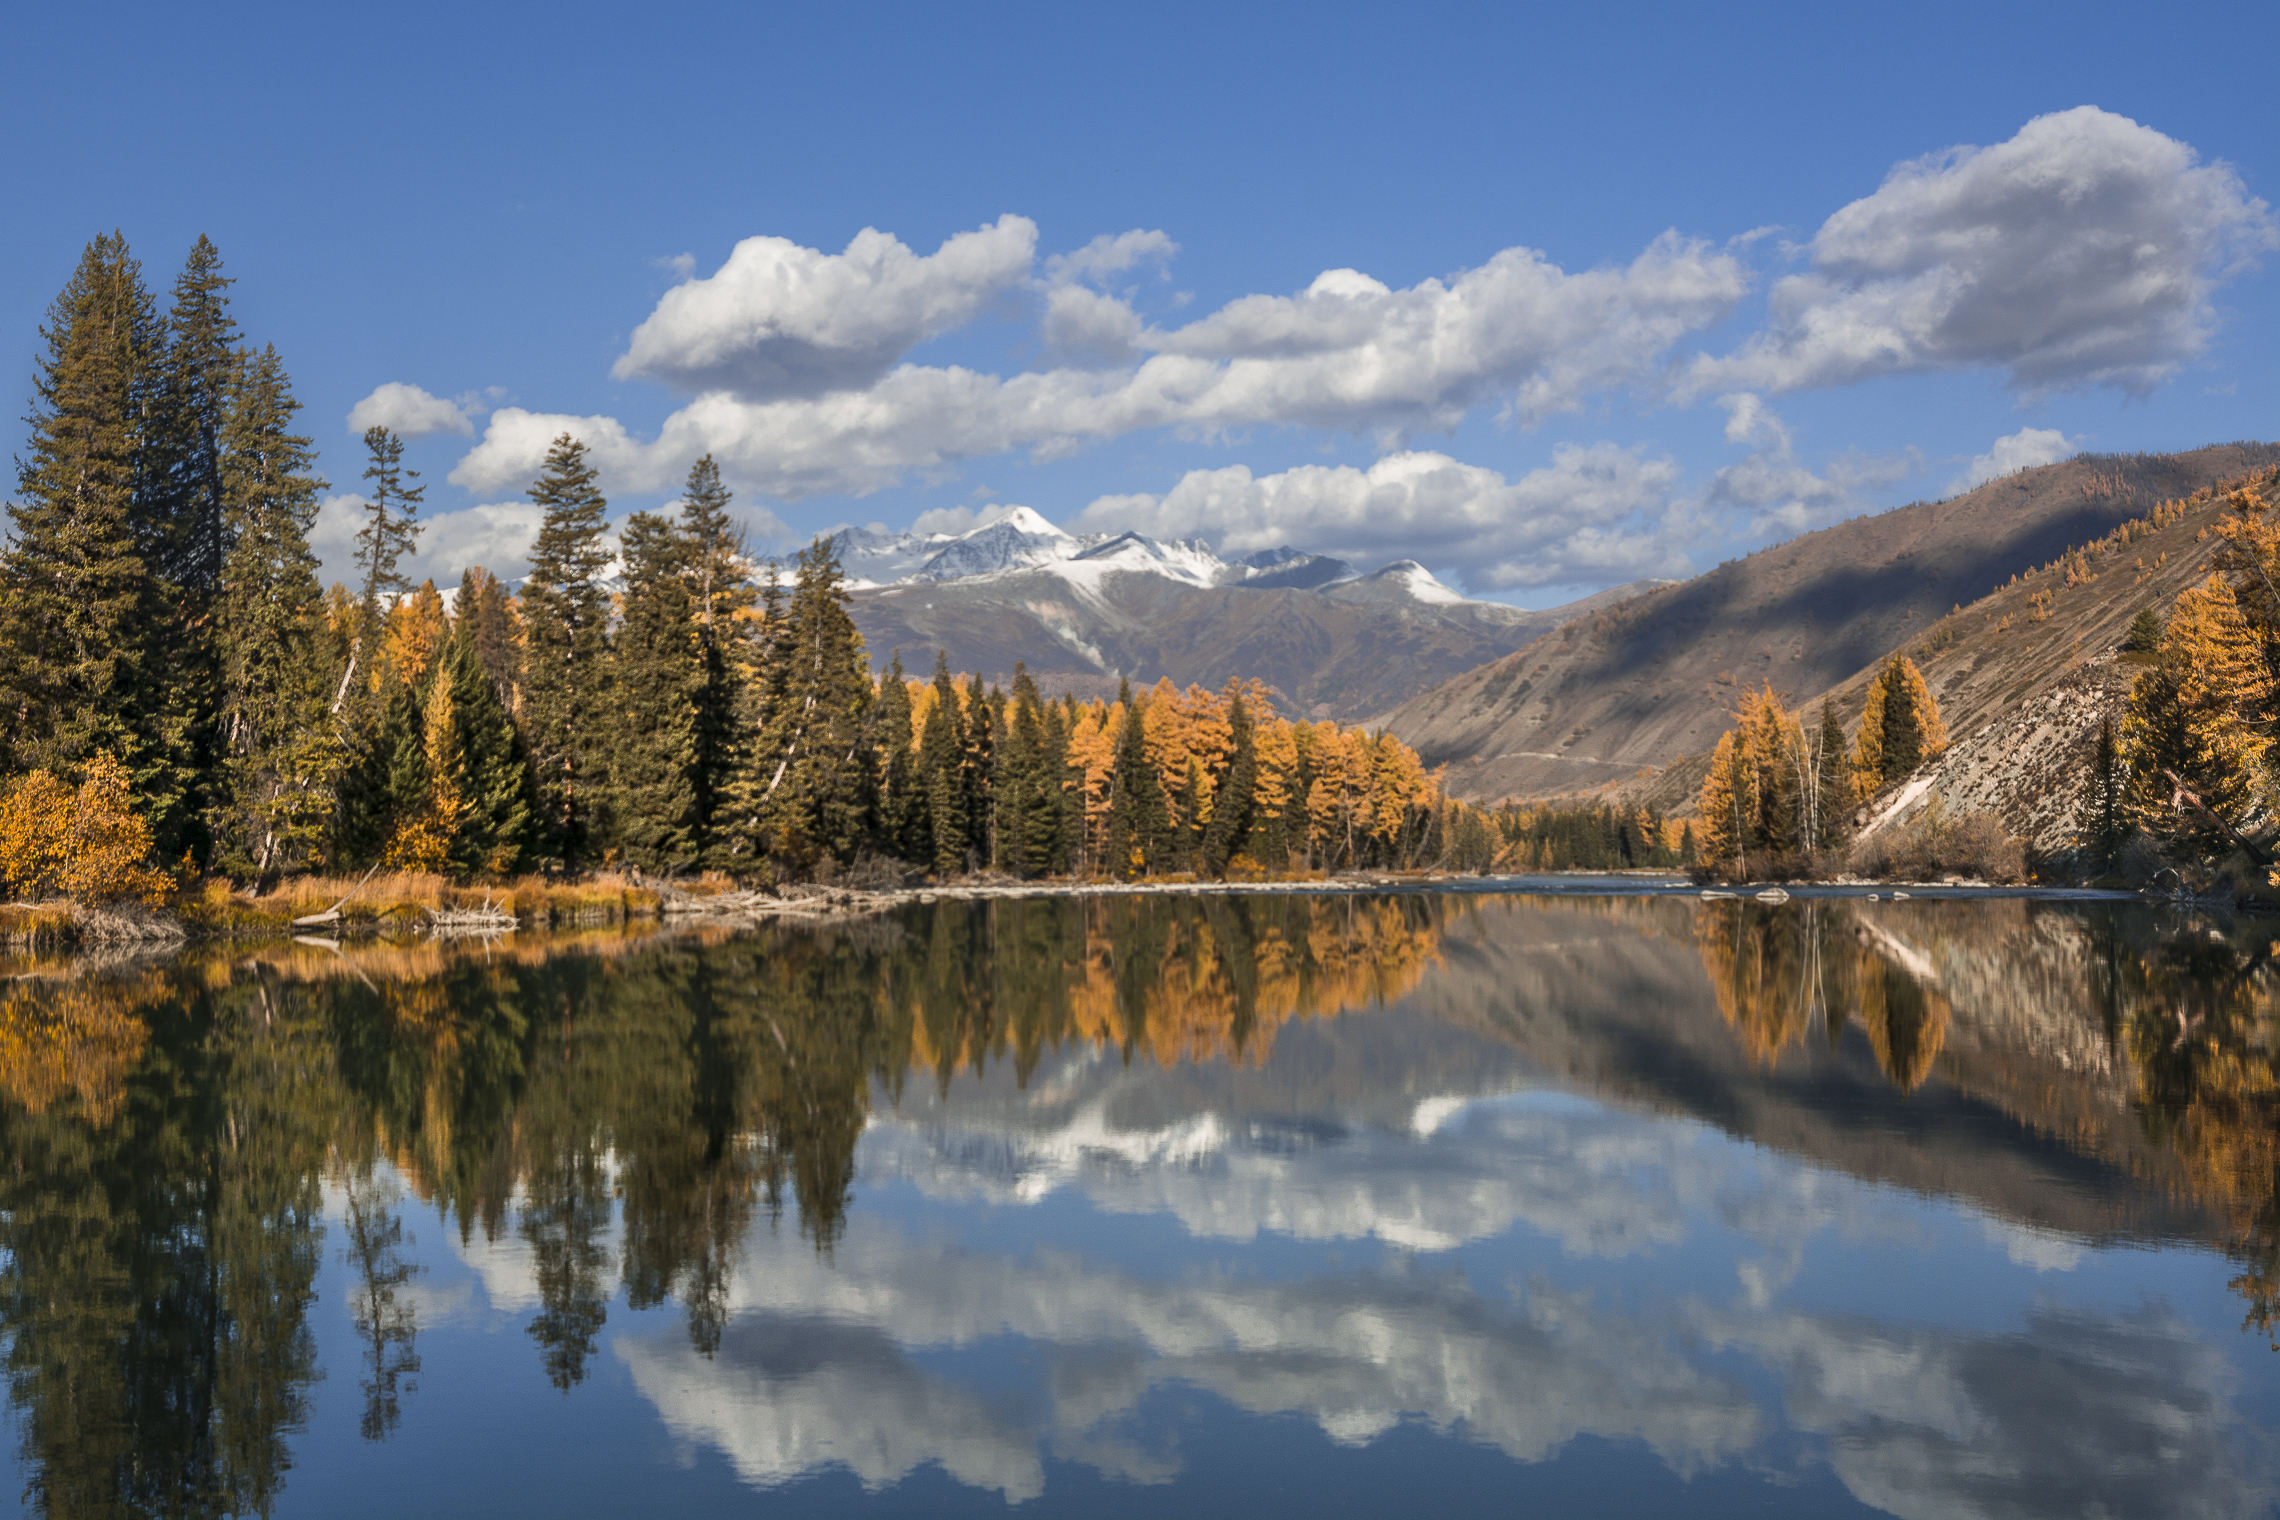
341 1170 421 1439
1693 899 1951 1089
0 965 337 1518
1689 896 2280 1349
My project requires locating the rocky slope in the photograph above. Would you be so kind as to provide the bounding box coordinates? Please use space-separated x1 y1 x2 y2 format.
1380 443 2280 799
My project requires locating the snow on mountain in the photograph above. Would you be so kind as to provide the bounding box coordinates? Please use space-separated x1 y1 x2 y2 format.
1326 560 1468 607
834 508 1494 609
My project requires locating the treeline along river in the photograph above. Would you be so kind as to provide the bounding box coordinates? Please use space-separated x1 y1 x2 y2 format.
3 890 2277 1517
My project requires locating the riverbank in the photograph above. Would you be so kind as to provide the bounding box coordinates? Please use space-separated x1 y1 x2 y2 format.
2 867 2158 952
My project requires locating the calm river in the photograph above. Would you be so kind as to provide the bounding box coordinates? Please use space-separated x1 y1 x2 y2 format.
3 889 2277 1517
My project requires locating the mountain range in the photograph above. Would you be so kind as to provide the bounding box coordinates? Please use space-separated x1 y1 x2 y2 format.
1376 441 2280 801
833 508 1659 722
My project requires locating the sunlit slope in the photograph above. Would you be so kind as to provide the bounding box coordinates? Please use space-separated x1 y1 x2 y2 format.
1381 442 2280 800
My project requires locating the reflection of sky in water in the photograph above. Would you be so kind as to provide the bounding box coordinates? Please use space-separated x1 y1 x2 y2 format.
288 1020 2274 1520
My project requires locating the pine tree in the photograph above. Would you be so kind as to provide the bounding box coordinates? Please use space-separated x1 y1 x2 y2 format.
1853 655 1947 791
454 567 521 710
2 235 171 790
993 666 1054 878
874 653 921 863
608 511 699 872
1201 690 1256 875
211 345 335 875
675 456 754 857
1104 683 1168 878
2122 607 2164 654
1814 699 1854 850
354 426 424 628
439 623 532 878
1039 694 1074 874
2122 573 2272 839
518 435 614 866
148 235 241 595
2087 713 2127 871
918 652 967 875
744 538 873 873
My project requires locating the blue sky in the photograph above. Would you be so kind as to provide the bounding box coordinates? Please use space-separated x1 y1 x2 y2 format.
4 0 2274 605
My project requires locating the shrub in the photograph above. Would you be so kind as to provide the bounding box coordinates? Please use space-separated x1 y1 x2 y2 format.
1850 805 2025 884
0 754 175 905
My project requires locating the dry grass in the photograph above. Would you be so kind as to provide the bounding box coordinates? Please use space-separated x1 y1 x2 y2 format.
173 870 666 938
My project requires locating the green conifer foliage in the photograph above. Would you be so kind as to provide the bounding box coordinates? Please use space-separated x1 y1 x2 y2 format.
454 567 521 709
1814 699 1853 849
1039 697 1074 875
2123 607 2164 654
675 456 755 857
608 511 700 871
2088 713 2127 871
1201 691 1256 875
518 435 614 866
874 654 921 861
919 653 967 875
439 624 532 878
747 538 873 872
354 426 424 627
211 345 335 875
149 235 241 595
994 666 1055 878
1105 686 1168 878
2 234 163 776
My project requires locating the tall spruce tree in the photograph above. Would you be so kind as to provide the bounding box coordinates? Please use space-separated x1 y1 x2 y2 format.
3 234 165 782
518 434 614 866
211 345 335 875
438 618 532 878
1200 690 1256 875
874 653 922 862
741 538 873 872
354 427 424 626
1104 683 1168 878
149 236 240 595
1813 699 1853 850
675 456 755 859
454 566 521 710
607 511 700 872
918 652 967 875
993 666 1050 878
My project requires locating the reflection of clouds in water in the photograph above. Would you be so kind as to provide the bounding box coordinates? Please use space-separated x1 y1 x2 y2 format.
617 1316 1047 1501
1706 1303 2272 1520
622 1216 1758 1497
1977 1217 2086 1272
863 1089 1927 1264
620 1216 2268 1517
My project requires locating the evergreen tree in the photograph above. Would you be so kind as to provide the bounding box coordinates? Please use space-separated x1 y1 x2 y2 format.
354 426 424 629
518 435 614 866
1201 690 1256 875
2122 606 2164 654
1040 696 1075 875
608 511 699 872
966 683 999 867
919 652 967 875
454 566 521 710
1814 699 1854 850
675 456 754 855
742 538 873 873
993 666 1053 878
1104 683 1168 877
874 653 922 861
1853 655 1947 791
2087 712 2127 871
439 624 532 878
148 235 240 594
2 234 163 778
211 345 335 876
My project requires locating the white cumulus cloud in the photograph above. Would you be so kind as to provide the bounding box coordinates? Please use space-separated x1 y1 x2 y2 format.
455 231 1746 501
1950 425 2082 493
1072 444 1689 591
347 381 478 439
1685 106 2275 398
613 215 1039 400
1707 393 1919 536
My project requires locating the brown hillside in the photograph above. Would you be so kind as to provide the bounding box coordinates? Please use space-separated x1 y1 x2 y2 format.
1382 442 2280 800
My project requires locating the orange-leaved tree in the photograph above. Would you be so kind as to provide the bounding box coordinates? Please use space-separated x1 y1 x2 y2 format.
0 752 174 904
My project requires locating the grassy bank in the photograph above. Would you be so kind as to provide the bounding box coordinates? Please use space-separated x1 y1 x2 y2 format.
168 871 670 939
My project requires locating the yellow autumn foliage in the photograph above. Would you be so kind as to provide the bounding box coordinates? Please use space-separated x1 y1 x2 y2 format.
0 753 174 905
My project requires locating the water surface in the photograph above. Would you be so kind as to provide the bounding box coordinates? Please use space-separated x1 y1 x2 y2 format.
3 892 2276 1517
